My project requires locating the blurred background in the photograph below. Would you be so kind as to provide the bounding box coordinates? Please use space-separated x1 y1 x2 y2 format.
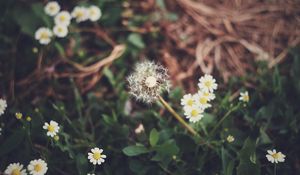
0 0 300 175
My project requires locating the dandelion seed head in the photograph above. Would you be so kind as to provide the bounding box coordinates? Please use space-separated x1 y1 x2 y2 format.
127 60 171 104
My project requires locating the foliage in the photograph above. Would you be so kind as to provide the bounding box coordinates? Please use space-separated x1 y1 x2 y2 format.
0 0 300 174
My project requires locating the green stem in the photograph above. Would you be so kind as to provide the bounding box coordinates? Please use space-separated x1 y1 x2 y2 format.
209 105 239 138
158 96 198 136
274 163 277 175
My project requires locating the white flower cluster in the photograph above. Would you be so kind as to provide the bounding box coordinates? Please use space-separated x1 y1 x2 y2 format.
4 159 48 175
181 74 217 123
35 1 102 45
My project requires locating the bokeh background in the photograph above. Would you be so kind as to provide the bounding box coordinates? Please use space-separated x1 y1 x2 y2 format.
0 0 300 175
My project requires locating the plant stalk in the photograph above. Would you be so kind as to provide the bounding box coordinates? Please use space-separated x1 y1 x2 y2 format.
158 96 197 136
209 105 239 137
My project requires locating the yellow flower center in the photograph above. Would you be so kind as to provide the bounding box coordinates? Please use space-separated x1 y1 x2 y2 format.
271 153 280 159
12 169 21 175
49 6 55 11
48 125 55 132
243 95 249 102
60 15 66 22
187 99 194 106
191 110 199 117
40 33 49 40
77 11 84 18
93 152 102 160
204 81 212 87
34 164 42 172
199 97 208 104
58 27 63 32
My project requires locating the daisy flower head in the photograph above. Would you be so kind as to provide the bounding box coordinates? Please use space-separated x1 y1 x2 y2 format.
88 147 107 165
44 1 60 16
43 120 60 137
184 105 204 123
202 91 215 101
193 92 212 110
198 74 217 93
239 91 249 103
35 27 52 45
54 11 71 26
0 98 7 116
53 24 68 38
181 94 195 109
266 149 286 164
27 159 48 175
226 135 235 143
5 162 27 175
71 6 89 23
88 5 102 22
127 60 171 104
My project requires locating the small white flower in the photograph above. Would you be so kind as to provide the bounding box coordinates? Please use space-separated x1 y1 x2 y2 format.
184 105 204 123
54 11 71 26
0 98 7 116
181 94 195 110
127 61 171 104
35 27 53 45
27 159 48 175
71 6 89 23
87 174 95 175
226 135 235 143
43 120 60 137
266 149 286 164
44 1 60 16
239 91 249 103
88 5 102 22
5 162 27 175
202 91 215 101
198 74 218 93
88 147 107 165
134 123 145 134
53 25 68 38
193 92 212 110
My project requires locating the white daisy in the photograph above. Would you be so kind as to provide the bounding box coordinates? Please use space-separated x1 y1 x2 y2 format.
226 135 235 143
180 94 195 110
184 105 204 123
35 27 53 45
0 98 7 116
202 91 215 101
193 92 212 110
88 5 102 22
27 159 48 175
54 11 71 26
4 162 27 175
198 74 218 93
88 147 107 165
134 123 145 134
239 91 249 103
43 120 60 137
53 25 68 38
44 1 60 16
71 6 89 23
266 149 286 163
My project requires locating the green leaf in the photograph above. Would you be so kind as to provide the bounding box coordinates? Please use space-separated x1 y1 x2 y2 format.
149 128 159 146
128 33 145 49
123 145 149 156
237 138 260 175
0 128 26 156
153 139 179 156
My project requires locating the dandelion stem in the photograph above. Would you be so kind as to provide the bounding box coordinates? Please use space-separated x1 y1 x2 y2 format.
209 105 239 138
158 96 197 136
